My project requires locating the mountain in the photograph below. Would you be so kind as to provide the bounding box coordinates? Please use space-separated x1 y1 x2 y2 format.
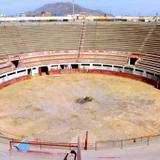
26 2 107 16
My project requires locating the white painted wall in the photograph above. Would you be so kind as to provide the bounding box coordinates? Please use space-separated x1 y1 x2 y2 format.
31 68 39 76
0 63 158 85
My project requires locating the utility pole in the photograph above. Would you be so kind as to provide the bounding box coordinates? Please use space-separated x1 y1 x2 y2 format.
72 0 75 16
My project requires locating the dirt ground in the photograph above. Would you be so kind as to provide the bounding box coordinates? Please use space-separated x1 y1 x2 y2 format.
0 73 160 143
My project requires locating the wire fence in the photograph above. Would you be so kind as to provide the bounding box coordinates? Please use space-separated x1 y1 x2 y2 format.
1 133 160 155
95 134 160 150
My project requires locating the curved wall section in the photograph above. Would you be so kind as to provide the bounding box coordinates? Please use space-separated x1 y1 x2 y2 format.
0 51 159 90
0 22 160 74
0 22 160 89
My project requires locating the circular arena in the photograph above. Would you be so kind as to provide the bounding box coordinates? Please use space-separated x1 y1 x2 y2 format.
0 17 160 159
0 73 160 143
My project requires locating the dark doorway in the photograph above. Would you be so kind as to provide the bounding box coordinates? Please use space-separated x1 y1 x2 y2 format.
60 65 68 70
11 60 19 68
40 66 49 75
28 69 32 75
129 58 138 65
71 64 79 69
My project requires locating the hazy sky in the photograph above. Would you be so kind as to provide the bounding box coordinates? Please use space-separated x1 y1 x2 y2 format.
0 0 160 16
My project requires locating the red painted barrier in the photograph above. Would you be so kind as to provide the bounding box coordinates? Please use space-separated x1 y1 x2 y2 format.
0 65 12 70
87 69 157 87
49 69 61 74
9 140 78 155
38 67 42 76
50 69 158 89
9 140 78 150
0 69 158 90
26 150 66 155
0 75 31 89
84 131 88 150
157 80 160 89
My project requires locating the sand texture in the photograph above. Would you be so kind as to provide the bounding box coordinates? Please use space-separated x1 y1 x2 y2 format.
0 73 160 143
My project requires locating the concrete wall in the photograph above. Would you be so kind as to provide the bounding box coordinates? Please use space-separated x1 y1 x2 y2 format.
0 62 159 90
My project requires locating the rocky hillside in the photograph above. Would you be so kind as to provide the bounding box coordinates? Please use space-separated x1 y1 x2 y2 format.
27 2 107 16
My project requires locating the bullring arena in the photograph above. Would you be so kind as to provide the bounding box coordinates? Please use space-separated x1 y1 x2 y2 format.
0 17 160 160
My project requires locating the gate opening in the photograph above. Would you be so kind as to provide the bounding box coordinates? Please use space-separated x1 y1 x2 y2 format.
71 64 79 69
129 58 138 65
27 69 31 75
60 65 68 70
39 66 49 75
128 54 141 66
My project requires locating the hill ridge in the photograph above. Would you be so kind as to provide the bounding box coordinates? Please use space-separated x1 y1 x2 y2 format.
26 2 108 16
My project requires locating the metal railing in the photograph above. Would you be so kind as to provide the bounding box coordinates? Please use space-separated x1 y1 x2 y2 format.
95 134 160 150
9 139 78 151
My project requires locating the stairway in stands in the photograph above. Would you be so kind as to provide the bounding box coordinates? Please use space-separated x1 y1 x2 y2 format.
139 24 157 52
77 21 86 61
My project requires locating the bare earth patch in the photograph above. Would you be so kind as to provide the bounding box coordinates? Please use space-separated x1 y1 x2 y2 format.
0 73 160 143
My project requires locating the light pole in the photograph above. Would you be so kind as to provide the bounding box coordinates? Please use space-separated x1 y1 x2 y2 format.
72 0 75 16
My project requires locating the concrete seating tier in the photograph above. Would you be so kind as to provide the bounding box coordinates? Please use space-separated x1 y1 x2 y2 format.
0 57 15 74
17 51 128 67
0 23 82 55
136 25 160 73
83 23 154 52
0 22 159 74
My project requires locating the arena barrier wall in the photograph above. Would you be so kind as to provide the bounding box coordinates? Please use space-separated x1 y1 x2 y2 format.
0 75 31 89
0 68 159 90
50 69 159 89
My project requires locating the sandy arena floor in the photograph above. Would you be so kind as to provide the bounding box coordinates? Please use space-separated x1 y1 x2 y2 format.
0 73 160 143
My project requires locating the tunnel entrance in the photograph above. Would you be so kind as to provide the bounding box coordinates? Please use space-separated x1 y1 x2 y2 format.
60 64 68 70
129 58 138 65
39 66 49 76
27 69 32 75
71 64 79 69
128 54 140 66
